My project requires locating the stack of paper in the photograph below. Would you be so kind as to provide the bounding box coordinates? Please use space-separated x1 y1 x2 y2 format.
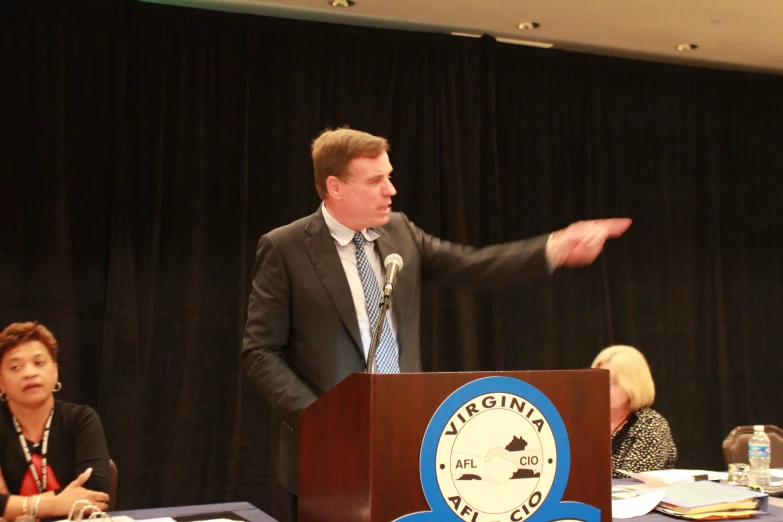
611 488 666 519
617 469 726 487
652 481 768 520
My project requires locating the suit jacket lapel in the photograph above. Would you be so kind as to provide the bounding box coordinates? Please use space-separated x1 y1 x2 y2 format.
304 209 364 356
373 228 394 286
373 226 410 355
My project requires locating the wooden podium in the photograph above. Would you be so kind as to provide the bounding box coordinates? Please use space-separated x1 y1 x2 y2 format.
299 370 611 522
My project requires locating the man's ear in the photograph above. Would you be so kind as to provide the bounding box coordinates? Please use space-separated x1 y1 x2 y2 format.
325 175 343 200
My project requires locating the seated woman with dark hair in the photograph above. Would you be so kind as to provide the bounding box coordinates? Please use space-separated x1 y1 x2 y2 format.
0 322 111 519
592 345 677 477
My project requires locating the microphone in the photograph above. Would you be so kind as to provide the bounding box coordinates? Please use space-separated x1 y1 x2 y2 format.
383 254 404 299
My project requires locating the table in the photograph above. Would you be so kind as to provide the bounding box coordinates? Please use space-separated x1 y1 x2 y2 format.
111 502 279 522
108 493 783 522
612 479 783 522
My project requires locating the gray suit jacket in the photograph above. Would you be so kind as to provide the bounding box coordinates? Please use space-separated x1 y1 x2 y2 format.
241 208 550 493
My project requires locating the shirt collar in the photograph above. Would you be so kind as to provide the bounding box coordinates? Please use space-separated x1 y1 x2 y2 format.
321 202 380 247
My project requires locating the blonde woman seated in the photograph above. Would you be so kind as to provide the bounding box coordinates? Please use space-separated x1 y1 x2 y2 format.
592 345 677 477
0 322 110 519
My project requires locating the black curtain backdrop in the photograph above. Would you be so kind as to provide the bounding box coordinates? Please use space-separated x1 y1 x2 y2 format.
2 0 783 520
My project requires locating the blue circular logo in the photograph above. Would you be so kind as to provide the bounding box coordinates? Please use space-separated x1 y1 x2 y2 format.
395 376 600 522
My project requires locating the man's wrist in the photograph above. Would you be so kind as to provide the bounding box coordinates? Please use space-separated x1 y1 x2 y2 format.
545 233 560 273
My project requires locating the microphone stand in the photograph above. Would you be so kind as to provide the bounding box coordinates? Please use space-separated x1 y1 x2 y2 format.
365 294 392 373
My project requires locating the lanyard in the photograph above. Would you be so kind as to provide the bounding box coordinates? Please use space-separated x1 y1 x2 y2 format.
12 408 54 494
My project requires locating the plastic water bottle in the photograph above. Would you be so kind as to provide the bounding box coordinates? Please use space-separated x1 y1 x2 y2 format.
748 424 771 487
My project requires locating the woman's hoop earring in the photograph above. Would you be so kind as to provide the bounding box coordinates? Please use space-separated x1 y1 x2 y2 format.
0 392 7 402
53 382 62 392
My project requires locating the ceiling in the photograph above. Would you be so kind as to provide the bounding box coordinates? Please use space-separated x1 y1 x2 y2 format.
145 0 783 75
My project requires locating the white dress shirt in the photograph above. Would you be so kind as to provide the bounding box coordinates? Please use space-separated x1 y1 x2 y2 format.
322 203 399 362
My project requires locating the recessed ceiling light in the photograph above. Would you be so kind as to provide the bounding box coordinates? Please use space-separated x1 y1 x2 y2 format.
676 43 698 52
329 0 354 6
516 22 541 30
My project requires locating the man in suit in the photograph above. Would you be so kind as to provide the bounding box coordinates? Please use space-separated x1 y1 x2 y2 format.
242 128 631 520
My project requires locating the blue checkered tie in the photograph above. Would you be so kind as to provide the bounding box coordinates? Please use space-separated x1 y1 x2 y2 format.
352 232 400 373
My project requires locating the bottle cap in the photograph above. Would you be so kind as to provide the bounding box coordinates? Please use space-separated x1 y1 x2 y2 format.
754 425 765 431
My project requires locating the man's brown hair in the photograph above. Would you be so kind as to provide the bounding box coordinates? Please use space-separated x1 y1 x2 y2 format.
311 127 390 199
0 322 59 363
